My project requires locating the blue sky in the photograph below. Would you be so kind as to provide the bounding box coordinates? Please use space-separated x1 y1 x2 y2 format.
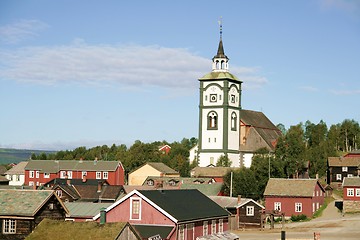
0 0 359 150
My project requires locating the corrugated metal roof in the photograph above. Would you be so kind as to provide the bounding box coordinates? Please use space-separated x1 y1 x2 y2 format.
146 162 179 174
264 178 321 197
0 189 53 216
25 160 120 173
65 202 111 217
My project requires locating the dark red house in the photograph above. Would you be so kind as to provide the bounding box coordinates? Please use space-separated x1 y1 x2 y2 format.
93 189 231 239
24 160 125 186
342 177 360 213
327 157 360 186
264 178 325 218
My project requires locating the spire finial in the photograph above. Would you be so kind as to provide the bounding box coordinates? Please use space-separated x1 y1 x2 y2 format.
218 16 223 40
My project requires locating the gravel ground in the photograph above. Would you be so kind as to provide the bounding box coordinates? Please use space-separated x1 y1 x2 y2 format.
232 197 360 240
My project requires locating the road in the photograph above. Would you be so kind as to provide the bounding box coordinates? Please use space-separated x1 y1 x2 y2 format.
233 197 360 240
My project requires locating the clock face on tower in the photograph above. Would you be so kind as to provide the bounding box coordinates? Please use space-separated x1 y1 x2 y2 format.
210 94 217 102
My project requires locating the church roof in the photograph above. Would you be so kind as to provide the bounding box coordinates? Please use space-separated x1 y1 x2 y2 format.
199 71 240 82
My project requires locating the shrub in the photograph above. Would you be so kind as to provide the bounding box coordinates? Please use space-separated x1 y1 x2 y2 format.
290 214 308 222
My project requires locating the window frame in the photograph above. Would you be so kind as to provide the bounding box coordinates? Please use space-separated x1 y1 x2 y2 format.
356 188 360 197
295 202 302 213
336 174 342 181
207 111 218 130
130 197 141 220
218 219 223 233
103 171 108 179
347 188 354 197
203 221 208 236
246 206 255 216
44 172 50 178
29 171 34 178
274 202 281 211
211 220 216 234
2 219 16 234
96 171 102 179
35 171 39 178
342 166 348 172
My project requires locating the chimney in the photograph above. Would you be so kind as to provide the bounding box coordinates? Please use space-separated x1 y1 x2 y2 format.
94 157 98 165
237 195 242 204
100 207 106 225
79 157 83 163
316 173 319 179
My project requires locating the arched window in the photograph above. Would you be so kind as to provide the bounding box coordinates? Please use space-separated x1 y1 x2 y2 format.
231 112 237 131
216 60 220 70
207 111 218 130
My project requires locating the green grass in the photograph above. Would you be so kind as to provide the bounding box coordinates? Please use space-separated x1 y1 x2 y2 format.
26 219 126 240
312 196 334 219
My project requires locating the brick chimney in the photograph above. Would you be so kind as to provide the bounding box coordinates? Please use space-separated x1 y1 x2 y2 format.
237 195 242 204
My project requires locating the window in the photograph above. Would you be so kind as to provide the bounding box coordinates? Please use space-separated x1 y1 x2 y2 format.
211 220 216 234
44 173 50 178
103 172 108 179
67 171 72 179
342 166 348 172
60 171 66 179
203 221 208 236
356 189 360 197
147 179 154 186
231 112 237 131
336 174 342 181
29 171 34 178
29 181 34 186
178 225 185 240
3 219 16 234
348 174 353 178
295 203 302 212
219 219 223 233
16 175 20 182
230 94 235 103
274 202 281 211
82 171 87 179
210 94 217 102
35 171 39 178
347 188 354 196
96 171 101 179
56 190 62 198
130 198 141 220
246 206 254 216
207 111 218 129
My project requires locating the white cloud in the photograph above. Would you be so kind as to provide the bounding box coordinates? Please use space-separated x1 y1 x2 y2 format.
0 19 48 44
0 42 268 90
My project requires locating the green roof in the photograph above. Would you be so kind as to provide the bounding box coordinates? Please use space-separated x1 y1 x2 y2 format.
65 202 112 218
199 71 241 82
0 189 54 216
138 189 229 222
25 160 121 173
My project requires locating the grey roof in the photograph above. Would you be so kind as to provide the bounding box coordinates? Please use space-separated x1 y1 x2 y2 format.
0 189 66 216
25 160 121 173
180 183 223 196
65 202 111 218
343 177 360 187
240 109 282 151
209 196 264 209
264 178 324 197
328 157 360 167
138 189 229 222
4 161 28 175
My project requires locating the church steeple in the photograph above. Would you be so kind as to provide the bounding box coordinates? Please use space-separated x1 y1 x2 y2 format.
212 18 229 72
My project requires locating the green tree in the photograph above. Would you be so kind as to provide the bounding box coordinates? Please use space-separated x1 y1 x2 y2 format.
216 155 232 167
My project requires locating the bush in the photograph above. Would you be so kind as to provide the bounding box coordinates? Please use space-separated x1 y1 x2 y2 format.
290 214 308 222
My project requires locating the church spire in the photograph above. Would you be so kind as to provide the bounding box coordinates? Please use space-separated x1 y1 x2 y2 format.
212 17 229 72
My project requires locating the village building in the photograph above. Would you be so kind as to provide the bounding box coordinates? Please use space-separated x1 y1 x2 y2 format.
264 178 325 218
128 162 179 186
24 159 125 187
65 202 112 222
0 189 68 240
210 195 264 229
93 189 231 240
3 162 28 186
342 177 360 213
327 156 360 187
190 166 233 183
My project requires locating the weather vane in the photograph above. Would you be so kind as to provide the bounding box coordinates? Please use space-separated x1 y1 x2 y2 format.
218 16 223 39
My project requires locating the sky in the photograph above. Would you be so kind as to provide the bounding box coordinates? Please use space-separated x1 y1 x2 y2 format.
0 0 359 151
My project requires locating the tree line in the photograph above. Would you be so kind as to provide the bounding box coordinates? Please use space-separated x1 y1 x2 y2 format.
222 119 360 200
31 119 359 199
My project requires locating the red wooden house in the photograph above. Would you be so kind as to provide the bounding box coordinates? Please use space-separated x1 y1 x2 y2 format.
24 160 124 186
93 189 231 240
264 178 325 218
342 177 360 213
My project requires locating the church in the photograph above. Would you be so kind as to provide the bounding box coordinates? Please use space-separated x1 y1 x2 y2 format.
190 25 282 168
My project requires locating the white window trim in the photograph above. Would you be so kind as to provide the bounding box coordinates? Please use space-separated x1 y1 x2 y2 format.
336 174 342 181
103 171 108 179
219 219 223 233
274 202 281 211
211 220 216 234
29 171 34 178
82 171 87 179
44 172 50 178
35 171 39 178
347 188 354 196
96 171 101 179
342 166 348 172
295 202 302 213
356 188 360 197
67 171 72 179
2 219 16 234
130 197 141 220
60 171 66 179
246 206 255 216
203 221 208 236
178 225 185 240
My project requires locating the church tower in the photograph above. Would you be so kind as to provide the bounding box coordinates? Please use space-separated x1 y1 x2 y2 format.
197 22 242 167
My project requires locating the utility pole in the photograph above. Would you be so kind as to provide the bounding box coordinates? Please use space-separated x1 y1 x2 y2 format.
230 171 233 197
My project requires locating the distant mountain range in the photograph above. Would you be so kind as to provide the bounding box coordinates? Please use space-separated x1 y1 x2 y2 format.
0 148 55 164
